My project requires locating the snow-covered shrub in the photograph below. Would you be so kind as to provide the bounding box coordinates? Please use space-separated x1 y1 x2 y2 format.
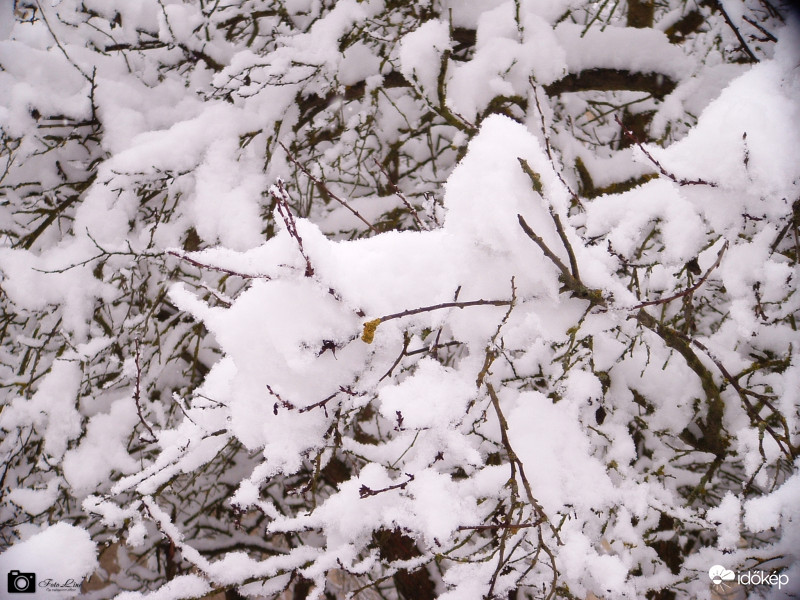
1 1 798 599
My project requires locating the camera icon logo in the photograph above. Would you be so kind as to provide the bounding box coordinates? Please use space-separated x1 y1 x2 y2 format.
7 570 36 593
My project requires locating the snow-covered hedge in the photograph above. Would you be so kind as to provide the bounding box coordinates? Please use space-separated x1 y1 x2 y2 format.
1 1 798 599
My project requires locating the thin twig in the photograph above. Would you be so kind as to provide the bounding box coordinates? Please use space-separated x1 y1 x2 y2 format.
379 298 512 322
530 83 583 209
379 332 411 382
518 214 602 305
517 215 572 281
487 383 560 543
518 158 580 280
359 473 414 498
298 392 338 417
167 250 270 279
363 297 514 343
615 115 718 187
279 143 379 234
34 1 94 83
743 15 778 41
630 241 728 309
267 384 295 414
713 0 759 62
133 340 157 443
680 335 796 459
270 179 314 277
374 159 427 230
457 521 543 532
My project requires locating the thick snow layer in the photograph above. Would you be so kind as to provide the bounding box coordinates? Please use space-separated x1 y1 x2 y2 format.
62 397 140 493
1 4 798 599
0 361 82 461
507 391 616 514
0 523 97 599
399 19 451 100
555 23 692 79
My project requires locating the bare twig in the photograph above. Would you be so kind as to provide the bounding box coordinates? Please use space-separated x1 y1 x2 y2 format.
518 159 580 280
267 384 295 414
34 0 94 83
167 250 271 279
713 0 759 62
743 15 778 41
457 520 543 532
380 332 411 381
614 116 718 187
530 83 583 210
485 382 560 599
362 296 513 343
298 392 339 417
680 335 796 459
133 340 157 443
270 180 314 277
486 383 559 540
279 143 379 234
630 241 728 309
359 473 414 498
518 215 603 305
477 278 517 388
374 159 427 230
378 298 512 322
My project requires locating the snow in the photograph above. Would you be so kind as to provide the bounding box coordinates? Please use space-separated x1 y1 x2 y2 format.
1 3 798 600
0 360 83 461
554 23 692 80
62 397 141 493
0 523 97 599
6 477 62 516
706 492 742 550
378 358 475 429
398 19 451 100
339 42 381 87
114 575 211 600
507 391 617 514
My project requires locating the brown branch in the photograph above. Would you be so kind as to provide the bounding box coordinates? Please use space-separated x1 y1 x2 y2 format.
379 298 513 322
712 0 759 62
362 297 513 344
743 15 778 42
544 69 676 100
133 340 156 443
615 116 717 187
485 382 561 599
517 215 572 281
518 215 604 305
270 180 314 277
267 384 295 414
529 84 583 210
631 241 728 309
279 143 379 234
298 392 338 417
458 520 543 532
374 159 427 230
682 336 796 459
486 383 556 536
359 473 414 498
167 250 270 279
436 50 478 134
518 158 581 279
380 332 411 382
634 309 728 456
